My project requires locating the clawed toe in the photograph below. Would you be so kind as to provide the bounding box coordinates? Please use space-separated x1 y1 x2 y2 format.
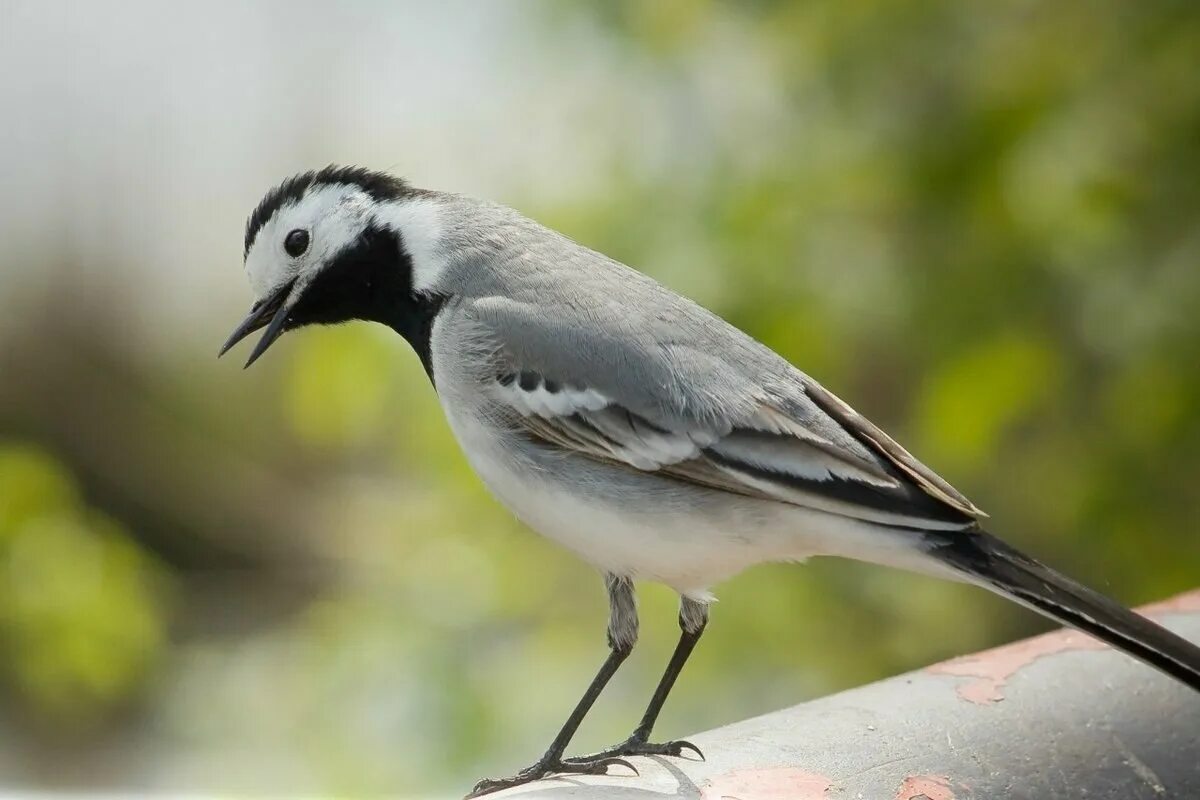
565 736 705 766
467 755 638 798
585 756 639 776
648 738 703 759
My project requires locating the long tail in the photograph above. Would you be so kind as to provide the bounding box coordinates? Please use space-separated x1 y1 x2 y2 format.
925 528 1200 691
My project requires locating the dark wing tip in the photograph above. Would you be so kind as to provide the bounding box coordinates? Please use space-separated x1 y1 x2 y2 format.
799 378 988 520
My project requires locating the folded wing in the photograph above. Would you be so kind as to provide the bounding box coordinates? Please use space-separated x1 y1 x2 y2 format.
492 368 982 531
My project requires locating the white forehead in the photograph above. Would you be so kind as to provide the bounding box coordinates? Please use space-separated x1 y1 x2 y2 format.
244 183 374 299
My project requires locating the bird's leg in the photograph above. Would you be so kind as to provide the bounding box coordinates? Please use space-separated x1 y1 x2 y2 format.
567 596 709 765
467 575 640 798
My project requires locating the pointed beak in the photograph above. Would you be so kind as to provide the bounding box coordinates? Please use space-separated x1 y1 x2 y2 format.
218 279 297 367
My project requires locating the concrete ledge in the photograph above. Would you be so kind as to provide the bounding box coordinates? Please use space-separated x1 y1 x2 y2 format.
497 590 1200 799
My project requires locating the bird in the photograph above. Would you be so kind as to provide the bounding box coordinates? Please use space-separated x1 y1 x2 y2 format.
221 165 1200 797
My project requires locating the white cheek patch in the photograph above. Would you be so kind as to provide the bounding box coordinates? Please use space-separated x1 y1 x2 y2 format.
243 184 369 301
243 185 448 307
376 198 447 294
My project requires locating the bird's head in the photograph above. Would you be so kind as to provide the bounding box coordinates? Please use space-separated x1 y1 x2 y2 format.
220 165 447 368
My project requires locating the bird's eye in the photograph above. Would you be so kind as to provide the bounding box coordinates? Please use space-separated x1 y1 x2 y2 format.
284 229 310 257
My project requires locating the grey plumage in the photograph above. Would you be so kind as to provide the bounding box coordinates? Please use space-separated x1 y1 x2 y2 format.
428 198 981 524
223 168 1200 797
678 596 709 636
604 574 638 652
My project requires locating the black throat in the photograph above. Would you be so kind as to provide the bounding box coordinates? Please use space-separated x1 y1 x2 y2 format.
286 223 445 379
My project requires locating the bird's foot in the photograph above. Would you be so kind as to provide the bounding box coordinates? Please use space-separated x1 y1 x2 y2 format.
565 734 704 765
467 754 637 798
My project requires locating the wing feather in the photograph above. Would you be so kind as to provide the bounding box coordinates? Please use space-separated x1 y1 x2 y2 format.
491 368 980 530
466 293 981 529
797 377 987 518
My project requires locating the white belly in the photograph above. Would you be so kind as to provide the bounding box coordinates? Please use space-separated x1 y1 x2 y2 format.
439 401 815 594
429 309 947 593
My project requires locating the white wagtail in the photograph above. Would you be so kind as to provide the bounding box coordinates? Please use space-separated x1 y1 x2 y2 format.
221 166 1200 796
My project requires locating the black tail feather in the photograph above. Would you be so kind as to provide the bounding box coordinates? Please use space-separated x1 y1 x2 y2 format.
928 529 1200 691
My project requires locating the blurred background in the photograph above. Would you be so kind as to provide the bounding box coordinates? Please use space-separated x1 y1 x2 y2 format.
1 0 1199 795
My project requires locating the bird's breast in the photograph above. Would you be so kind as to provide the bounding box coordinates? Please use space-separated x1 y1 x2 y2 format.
435 390 807 592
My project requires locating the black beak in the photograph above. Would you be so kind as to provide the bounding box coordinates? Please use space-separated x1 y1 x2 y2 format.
218 279 296 367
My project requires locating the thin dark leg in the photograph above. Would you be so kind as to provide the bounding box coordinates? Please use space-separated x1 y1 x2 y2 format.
467 575 640 798
568 597 709 764
630 610 706 742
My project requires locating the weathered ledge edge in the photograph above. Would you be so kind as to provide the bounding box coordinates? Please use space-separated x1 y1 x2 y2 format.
496 589 1200 799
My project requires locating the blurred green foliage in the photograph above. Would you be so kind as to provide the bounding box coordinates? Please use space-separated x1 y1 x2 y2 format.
0 445 165 728
1 1 1199 795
